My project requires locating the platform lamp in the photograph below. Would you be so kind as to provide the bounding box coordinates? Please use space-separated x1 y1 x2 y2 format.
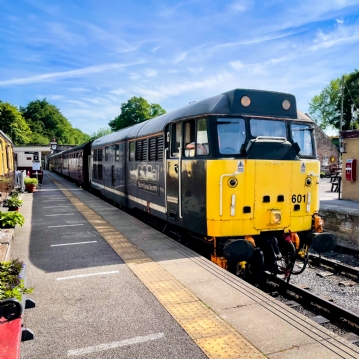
50 137 57 152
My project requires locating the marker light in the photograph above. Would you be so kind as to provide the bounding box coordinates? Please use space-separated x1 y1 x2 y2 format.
241 96 251 107
270 210 282 224
282 99 291 110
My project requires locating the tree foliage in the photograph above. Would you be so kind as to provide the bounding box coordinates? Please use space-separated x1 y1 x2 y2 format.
109 96 166 131
0 101 31 145
308 69 359 130
20 99 90 145
90 127 113 140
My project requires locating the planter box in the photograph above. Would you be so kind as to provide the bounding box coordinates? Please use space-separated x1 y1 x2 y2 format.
0 264 35 359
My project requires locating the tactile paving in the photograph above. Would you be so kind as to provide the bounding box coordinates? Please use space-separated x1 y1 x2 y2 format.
51 177 265 359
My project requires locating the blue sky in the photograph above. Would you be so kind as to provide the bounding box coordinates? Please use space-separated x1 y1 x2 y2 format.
1 0 359 137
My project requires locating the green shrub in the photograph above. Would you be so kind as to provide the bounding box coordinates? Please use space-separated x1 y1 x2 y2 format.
0 211 25 228
0 259 33 301
24 177 38 185
7 197 23 208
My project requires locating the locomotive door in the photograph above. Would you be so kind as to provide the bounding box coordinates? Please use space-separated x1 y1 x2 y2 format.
166 122 183 223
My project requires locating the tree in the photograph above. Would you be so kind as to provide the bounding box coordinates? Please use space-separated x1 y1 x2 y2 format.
20 99 90 145
308 69 359 130
90 127 113 140
0 101 32 145
109 96 166 131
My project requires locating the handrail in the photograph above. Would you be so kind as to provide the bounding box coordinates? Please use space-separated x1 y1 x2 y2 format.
178 147 183 219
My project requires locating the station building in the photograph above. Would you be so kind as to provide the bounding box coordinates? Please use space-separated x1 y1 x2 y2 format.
340 130 359 201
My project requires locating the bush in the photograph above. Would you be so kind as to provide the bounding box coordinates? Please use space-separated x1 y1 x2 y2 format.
7 197 23 208
0 259 33 301
24 177 38 185
0 211 25 228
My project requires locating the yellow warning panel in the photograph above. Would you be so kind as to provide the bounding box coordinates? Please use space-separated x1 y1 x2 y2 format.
52 176 265 359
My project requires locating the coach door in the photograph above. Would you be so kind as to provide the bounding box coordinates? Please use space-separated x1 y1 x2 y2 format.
166 122 183 223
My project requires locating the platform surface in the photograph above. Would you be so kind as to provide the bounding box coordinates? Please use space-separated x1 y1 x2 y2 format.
7 171 359 358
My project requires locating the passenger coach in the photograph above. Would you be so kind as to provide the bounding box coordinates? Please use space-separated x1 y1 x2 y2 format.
49 89 336 279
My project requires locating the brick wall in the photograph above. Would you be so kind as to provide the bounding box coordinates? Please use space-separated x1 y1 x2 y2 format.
341 137 359 200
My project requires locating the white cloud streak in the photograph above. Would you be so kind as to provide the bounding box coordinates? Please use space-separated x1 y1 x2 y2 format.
0 61 145 86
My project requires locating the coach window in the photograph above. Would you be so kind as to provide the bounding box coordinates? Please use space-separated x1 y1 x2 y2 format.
115 144 120 162
129 141 135 161
105 146 109 161
291 123 314 156
217 118 246 155
171 122 181 157
184 121 195 158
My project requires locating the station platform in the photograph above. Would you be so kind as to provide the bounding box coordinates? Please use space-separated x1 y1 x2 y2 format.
4 172 359 358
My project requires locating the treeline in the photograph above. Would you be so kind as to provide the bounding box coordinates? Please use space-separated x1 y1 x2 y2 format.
0 99 90 146
0 96 166 146
309 69 359 130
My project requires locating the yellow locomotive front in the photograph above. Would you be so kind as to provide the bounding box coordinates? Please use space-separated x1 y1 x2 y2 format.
204 94 336 278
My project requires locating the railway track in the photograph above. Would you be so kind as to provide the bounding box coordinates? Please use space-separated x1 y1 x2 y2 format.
309 245 359 280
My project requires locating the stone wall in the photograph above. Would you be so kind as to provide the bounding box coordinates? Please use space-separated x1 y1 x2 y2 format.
313 123 340 174
319 208 359 248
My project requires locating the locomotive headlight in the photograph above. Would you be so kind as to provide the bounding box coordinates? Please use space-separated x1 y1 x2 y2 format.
269 210 282 224
241 96 251 107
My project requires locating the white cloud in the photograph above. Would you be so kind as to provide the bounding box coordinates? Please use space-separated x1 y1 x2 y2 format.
144 69 157 77
129 73 141 80
0 61 145 86
228 0 253 12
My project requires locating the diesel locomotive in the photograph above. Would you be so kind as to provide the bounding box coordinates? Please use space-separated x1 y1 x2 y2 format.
49 89 336 279
0 130 15 206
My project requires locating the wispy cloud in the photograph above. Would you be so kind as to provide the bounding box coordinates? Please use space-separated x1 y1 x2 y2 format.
0 61 145 86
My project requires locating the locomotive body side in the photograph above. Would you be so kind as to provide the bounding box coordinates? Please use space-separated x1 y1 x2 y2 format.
49 89 336 278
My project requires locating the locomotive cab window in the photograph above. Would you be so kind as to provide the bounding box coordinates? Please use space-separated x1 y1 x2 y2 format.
171 122 181 157
250 119 287 138
291 123 314 157
217 118 246 155
197 118 209 156
184 121 195 157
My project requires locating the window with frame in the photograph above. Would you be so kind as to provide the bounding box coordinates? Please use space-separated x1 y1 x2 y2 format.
171 123 181 157
115 144 120 162
129 141 135 161
217 118 246 155
184 121 195 158
94 149 98 161
105 147 109 161
291 123 314 156
196 118 209 156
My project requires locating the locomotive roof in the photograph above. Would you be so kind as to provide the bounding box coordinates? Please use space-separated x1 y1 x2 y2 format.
93 88 311 148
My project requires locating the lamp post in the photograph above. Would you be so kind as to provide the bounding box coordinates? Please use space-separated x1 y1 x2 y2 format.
50 137 57 152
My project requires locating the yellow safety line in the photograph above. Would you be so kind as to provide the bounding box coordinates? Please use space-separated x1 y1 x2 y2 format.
51 177 264 359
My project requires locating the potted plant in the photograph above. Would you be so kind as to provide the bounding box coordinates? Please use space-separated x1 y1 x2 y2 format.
24 177 38 193
0 211 25 228
6 197 23 211
0 259 33 301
